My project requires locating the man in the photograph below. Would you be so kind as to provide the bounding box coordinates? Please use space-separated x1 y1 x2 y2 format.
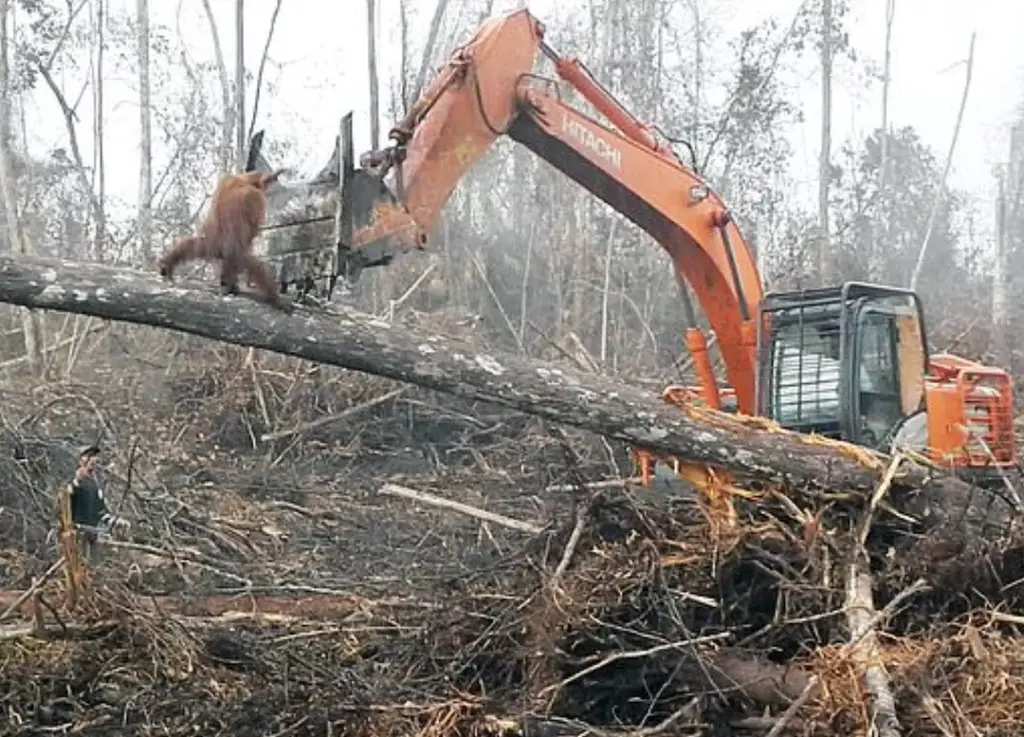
65 444 128 562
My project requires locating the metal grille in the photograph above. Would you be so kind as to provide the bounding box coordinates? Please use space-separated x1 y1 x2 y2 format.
760 299 844 437
959 370 1015 466
771 332 842 426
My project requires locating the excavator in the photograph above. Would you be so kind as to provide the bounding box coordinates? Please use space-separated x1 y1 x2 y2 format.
247 8 1016 487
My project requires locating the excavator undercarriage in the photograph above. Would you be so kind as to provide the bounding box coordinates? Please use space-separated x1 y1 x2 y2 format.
243 7 1018 488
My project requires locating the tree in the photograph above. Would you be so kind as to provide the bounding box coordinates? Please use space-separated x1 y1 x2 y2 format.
908 32 976 293
0 253 1014 589
234 0 245 170
366 0 379 150
789 0 857 284
818 0 832 284
992 117 1024 372
199 0 232 175
828 125 978 328
702 20 802 249
0 0 42 372
410 0 451 105
878 0 895 210
93 0 106 259
137 0 151 260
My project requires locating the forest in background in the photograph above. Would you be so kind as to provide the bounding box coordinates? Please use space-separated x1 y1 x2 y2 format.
0 0 1019 389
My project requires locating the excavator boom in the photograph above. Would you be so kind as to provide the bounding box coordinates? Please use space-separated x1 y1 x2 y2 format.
354 8 763 414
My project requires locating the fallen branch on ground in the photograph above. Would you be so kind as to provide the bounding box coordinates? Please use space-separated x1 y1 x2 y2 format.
261 386 407 442
545 477 639 492
845 552 903 737
378 482 543 534
0 556 66 622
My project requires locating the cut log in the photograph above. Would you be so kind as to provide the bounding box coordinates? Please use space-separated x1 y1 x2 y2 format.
0 255 1015 578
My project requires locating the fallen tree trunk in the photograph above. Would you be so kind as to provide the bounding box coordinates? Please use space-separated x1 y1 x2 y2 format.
0 255 1016 576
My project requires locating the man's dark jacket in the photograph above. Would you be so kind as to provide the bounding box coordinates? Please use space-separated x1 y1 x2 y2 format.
69 476 112 528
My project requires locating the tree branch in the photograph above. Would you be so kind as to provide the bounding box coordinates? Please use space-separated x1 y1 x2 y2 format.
35 63 104 245
246 0 284 144
199 0 233 174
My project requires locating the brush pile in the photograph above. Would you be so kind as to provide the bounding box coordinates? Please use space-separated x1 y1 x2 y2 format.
5 467 1024 736
3 351 1024 736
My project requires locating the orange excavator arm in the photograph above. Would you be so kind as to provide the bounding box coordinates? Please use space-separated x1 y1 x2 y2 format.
359 8 763 414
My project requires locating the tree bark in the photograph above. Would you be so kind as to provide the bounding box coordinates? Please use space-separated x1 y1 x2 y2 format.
0 254 1014 579
994 165 1007 364
873 0 894 281
93 0 106 260
200 0 232 175
0 0 43 373
245 0 283 144
366 0 379 150
35 65 105 255
397 0 409 114
136 0 152 260
817 0 833 284
411 0 451 103
234 0 245 171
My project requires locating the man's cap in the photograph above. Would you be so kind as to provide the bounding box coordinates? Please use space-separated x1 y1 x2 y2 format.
77 444 101 460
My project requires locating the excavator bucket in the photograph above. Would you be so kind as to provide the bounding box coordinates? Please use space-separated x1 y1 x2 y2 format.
246 113 424 302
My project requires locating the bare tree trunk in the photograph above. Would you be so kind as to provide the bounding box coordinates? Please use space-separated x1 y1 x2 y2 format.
137 0 152 260
599 219 617 368
200 0 232 174
366 0 379 149
994 165 1007 363
909 32 975 292
93 0 106 260
817 0 833 285
879 0 894 196
245 0 283 144
688 0 702 157
1001 123 1024 369
411 0 451 103
234 0 245 170
36 66 105 257
0 0 42 373
0 252 1019 591
398 0 409 113
874 0 894 280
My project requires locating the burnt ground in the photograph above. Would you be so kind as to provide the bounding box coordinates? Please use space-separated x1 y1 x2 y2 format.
2 332 1024 736
0 356 615 597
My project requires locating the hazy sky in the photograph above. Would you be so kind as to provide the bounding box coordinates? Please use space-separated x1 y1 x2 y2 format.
17 0 1024 244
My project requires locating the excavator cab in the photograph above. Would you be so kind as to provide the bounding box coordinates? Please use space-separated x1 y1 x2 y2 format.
755 282 929 449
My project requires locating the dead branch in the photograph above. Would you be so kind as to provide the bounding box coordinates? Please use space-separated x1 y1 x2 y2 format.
845 553 903 737
0 556 65 622
261 386 407 442
379 482 543 534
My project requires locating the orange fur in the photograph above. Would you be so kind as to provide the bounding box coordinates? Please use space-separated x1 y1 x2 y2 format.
158 170 287 310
